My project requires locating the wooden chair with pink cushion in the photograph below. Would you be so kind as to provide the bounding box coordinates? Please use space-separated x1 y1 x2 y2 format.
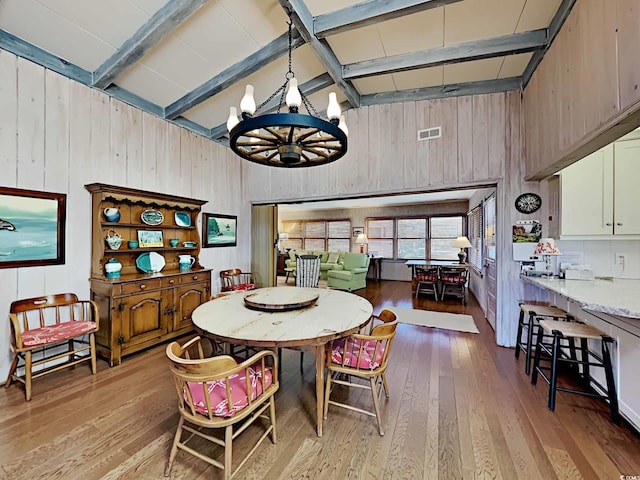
323 318 398 435
220 268 256 292
414 266 440 300
5 293 99 401
165 336 278 480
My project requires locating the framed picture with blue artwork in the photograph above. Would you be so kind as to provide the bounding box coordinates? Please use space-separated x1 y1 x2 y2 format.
202 213 237 248
0 187 66 269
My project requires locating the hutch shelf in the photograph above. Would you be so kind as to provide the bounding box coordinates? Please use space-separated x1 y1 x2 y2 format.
85 183 211 366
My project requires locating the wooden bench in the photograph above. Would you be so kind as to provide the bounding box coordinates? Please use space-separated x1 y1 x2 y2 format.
5 293 99 401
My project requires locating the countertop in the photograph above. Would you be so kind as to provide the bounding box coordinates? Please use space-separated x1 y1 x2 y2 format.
521 276 640 319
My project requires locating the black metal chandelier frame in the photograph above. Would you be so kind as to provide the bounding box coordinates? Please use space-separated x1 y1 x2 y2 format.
228 18 347 168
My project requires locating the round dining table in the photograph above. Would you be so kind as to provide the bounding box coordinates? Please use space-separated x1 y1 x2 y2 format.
191 286 373 437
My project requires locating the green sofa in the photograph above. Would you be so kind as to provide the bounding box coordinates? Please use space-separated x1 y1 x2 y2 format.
285 250 346 280
326 252 370 291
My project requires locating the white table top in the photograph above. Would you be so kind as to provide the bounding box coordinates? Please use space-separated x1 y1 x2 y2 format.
521 276 640 319
192 287 374 348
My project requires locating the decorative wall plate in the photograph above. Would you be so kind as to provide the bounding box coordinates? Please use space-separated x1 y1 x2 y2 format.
141 209 164 225
514 193 542 214
135 252 165 273
174 211 191 227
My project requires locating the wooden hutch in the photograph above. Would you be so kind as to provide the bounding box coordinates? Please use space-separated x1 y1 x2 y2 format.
85 183 211 366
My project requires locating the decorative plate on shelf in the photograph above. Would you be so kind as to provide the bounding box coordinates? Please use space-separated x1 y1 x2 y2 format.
175 211 191 227
135 252 165 273
141 209 164 225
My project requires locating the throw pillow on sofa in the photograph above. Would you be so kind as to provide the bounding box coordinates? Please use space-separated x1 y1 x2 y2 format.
327 252 340 264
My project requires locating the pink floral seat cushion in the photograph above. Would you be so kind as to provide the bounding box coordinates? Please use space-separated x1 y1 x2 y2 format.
441 273 465 283
230 283 255 292
187 362 273 418
22 321 97 347
331 337 385 370
416 272 438 282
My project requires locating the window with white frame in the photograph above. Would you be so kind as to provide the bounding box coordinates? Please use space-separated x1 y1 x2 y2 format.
468 206 482 272
281 219 351 251
430 216 463 260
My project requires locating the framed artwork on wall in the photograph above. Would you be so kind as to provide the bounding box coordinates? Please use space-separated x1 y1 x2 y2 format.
0 187 66 269
137 230 164 247
203 213 237 248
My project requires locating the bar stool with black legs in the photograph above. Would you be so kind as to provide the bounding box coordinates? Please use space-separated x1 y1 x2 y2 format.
515 303 575 375
531 319 619 424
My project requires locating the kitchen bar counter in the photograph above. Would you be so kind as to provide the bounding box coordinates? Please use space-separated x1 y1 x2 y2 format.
521 276 640 319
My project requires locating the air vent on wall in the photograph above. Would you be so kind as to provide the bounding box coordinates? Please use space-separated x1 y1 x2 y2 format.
417 126 441 141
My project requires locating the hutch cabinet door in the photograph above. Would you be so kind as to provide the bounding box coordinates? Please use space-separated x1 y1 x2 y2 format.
119 291 168 347
173 282 210 332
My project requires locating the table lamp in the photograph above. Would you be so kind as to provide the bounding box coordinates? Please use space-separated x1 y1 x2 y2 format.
533 238 561 278
453 236 472 264
355 233 369 253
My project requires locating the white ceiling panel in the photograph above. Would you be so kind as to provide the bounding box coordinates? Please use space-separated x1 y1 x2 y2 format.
327 27 385 64
165 1 261 77
498 52 533 78
393 67 444 90
444 57 504 84
516 0 563 32
129 0 169 16
352 75 397 96
219 0 287 46
0 0 115 71
304 0 362 17
116 63 188 107
376 8 445 55
444 0 527 45
35 0 151 49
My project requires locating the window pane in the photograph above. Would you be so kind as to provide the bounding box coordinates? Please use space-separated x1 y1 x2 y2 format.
285 239 302 250
304 239 325 250
398 239 425 259
367 219 394 238
328 220 350 238
431 216 462 238
398 219 426 238
328 239 349 251
431 239 458 260
368 239 393 258
305 221 325 238
282 221 303 238
468 206 482 272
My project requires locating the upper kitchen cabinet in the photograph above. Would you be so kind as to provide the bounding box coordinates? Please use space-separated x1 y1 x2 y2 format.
560 139 640 238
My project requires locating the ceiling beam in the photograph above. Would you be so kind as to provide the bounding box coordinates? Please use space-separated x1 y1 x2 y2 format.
361 77 522 106
314 0 463 38
279 0 361 108
165 29 304 120
92 0 209 89
344 29 547 79
209 72 334 140
522 0 577 87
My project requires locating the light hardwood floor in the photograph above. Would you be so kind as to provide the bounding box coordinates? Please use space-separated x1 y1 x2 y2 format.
1 280 639 479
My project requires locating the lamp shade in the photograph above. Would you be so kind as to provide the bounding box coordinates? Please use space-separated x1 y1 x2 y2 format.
355 233 368 244
279 232 289 241
533 238 561 255
452 236 472 248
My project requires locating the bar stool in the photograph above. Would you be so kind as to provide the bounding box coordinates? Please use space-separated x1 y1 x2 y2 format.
515 303 574 375
531 319 619 424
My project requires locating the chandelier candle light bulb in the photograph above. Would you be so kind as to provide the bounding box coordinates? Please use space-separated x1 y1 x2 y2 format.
240 85 256 116
227 107 239 131
285 78 302 110
327 92 341 122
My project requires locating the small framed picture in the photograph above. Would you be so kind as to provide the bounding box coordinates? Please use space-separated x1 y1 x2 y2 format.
352 227 364 238
138 230 163 247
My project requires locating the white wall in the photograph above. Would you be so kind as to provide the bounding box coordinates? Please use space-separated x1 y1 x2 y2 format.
0 51 250 380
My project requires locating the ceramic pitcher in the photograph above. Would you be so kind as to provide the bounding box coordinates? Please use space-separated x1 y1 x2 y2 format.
103 207 120 223
178 255 195 270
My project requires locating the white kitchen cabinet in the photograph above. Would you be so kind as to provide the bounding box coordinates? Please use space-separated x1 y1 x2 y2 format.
560 140 640 237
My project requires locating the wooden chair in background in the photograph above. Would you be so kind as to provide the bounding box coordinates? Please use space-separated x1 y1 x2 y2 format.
295 254 321 288
5 293 99 401
220 269 256 292
414 266 439 300
165 336 279 480
324 319 398 435
439 266 469 304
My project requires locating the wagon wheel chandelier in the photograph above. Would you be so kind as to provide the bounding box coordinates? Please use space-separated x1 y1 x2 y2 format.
226 16 348 168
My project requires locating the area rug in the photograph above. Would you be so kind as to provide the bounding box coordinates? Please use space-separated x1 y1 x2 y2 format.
386 307 479 334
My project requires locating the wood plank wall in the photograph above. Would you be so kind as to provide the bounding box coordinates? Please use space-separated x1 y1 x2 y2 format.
243 91 543 347
524 0 640 180
0 50 249 380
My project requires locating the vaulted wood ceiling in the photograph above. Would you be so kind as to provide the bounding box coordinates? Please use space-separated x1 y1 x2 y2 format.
0 0 573 144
